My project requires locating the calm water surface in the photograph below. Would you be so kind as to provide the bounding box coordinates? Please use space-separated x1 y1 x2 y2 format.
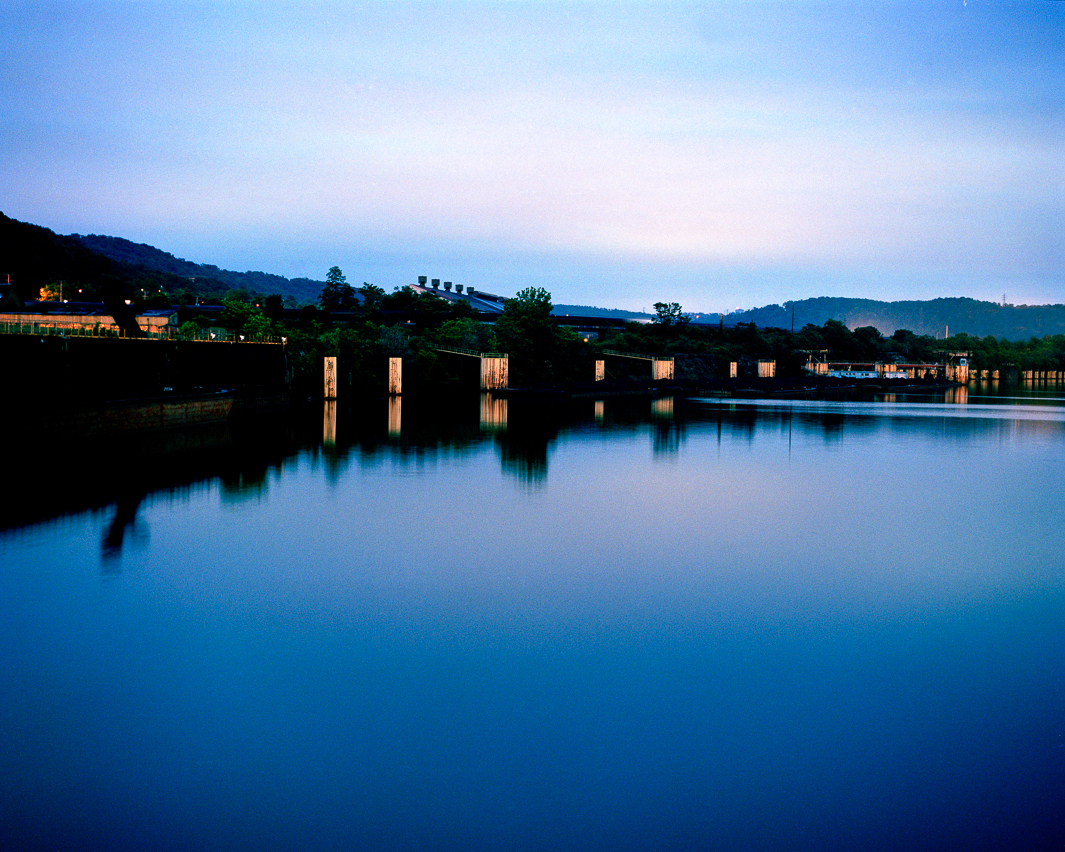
3 387 1064 851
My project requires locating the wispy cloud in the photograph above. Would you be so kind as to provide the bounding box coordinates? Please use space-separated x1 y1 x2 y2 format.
1 1 1061 309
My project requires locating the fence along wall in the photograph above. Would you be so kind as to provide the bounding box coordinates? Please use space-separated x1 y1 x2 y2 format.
0 312 174 337
0 332 289 405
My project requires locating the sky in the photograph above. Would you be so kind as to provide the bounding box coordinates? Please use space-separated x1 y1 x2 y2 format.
2 1 1062 313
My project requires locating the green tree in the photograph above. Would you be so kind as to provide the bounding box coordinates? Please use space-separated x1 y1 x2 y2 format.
436 317 498 352
220 297 263 334
501 286 553 326
319 266 357 311
380 287 452 328
223 287 252 304
263 294 285 321
853 325 884 360
653 302 690 327
378 324 412 357
820 319 860 358
495 287 583 385
358 282 386 313
243 313 272 340
40 281 66 300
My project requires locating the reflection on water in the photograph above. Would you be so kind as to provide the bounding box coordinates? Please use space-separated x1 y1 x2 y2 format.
495 405 554 487
100 490 148 569
6 389 1065 553
479 392 507 432
3 386 1065 852
323 399 337 446
652 398 684 455
651 396 674 419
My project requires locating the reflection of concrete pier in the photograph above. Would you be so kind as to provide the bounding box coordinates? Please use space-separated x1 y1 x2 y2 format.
652 397 675 419
480 393 508 431
1021 370 1064 382
323 400 337 446
388 396 402 437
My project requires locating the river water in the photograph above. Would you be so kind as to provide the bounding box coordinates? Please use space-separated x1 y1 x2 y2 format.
3 385 1064 851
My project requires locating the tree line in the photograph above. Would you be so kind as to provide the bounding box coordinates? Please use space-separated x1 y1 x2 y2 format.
171 269 1065 395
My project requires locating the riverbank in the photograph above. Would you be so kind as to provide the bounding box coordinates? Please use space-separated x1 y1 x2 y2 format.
494 375 961 401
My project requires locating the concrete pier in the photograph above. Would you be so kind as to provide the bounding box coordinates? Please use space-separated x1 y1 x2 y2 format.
603 350 675 381
431 346 509 390
652 357 675 380
324 356 337 399
480 356 508 390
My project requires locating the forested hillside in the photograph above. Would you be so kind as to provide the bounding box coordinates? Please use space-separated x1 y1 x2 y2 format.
0 212 192 308
69 233 324 304
723 297 1065 341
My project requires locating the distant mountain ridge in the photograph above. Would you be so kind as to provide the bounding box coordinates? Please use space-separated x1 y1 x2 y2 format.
718 297 1065 341
68 233 324 303
553 304 650 320
3 213 1063 341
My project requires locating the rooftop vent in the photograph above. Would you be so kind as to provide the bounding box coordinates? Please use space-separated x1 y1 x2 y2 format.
431 278 440 288
455 284 464 294
418 275 427 285
443 281 453 291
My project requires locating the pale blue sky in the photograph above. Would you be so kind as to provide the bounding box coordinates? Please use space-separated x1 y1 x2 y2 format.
2 1 1062 311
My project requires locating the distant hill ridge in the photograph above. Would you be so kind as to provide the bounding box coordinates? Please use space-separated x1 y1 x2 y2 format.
553 304 650 320
3 213 1062 340
69 233 324 303
720 297 1065 341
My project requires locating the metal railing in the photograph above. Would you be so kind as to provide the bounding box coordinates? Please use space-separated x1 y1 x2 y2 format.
0 320 123 337
602 349 673 362
431 345 507 359
0 321 284 344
